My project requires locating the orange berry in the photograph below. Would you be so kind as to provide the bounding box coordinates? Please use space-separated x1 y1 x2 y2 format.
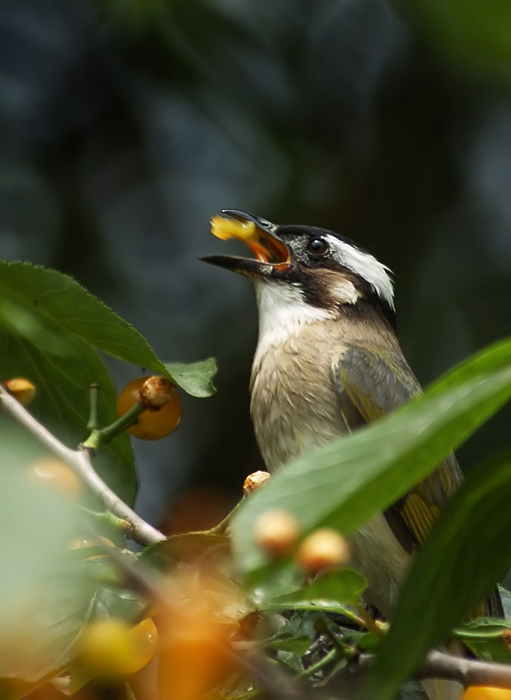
75 618 158 678
158 613 236 700
28 458 81 499
463 687 511 700
296 528 350 575
3 377 36 406
125 618 159 674
253 509 300 557
116 376 181 440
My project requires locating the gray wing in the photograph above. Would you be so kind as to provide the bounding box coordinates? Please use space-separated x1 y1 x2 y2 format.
334 343 502 618
334 344 463 551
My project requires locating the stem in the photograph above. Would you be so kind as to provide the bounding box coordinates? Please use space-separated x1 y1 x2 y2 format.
83 402 145 450
300 648 338 679
209 500 243 535
79 506 133 535
318 613 354 657
355 604 382 637
0 384 165 546
86 383 100 431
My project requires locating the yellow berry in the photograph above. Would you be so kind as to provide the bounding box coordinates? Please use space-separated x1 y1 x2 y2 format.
125 618 159 674
3 377 37 406
296 528 350 575
210 215 256 241
75 618 158 678
253 509 300 557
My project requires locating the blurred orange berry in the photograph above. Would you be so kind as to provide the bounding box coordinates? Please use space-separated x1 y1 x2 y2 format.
116 377 181 440
28 458 81 499
3 377 36 406
296 528 350 575
253 509 300 557
126 619 159 675
463 687 511 699
157 609 237 700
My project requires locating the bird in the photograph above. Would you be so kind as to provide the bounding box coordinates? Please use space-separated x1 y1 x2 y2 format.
202 209 502 700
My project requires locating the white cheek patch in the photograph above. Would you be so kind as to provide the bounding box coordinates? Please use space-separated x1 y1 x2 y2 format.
328 236 395 309
331 279 360 305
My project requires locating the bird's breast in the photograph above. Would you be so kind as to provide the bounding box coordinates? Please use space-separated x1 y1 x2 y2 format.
249 320 410 617
250 324 348 472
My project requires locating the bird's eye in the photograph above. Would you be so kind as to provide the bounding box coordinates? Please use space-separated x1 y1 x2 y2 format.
306 238 329 256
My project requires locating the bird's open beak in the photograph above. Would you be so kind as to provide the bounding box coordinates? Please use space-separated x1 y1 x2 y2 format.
200 209 291 277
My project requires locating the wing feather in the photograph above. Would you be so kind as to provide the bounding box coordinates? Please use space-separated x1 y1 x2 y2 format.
335 343 502 617
335 344 463 548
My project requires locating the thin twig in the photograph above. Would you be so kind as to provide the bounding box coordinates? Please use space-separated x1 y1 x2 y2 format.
86 383 100 431
0 385 165 546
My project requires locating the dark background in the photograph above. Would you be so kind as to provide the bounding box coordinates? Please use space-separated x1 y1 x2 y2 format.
1 0 510 531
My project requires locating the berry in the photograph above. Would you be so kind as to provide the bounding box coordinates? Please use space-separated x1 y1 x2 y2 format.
463 687 511 699
28 458 81 499
253 509 300 557
3 377 36 406
116 376 181 440
296 528 350 575
75 618 158 678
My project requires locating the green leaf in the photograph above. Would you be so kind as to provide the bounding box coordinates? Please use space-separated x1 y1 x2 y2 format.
165 358 218 397
453 618 511 663
0 261 215 401
0 294 136 503
249 563 306 606
264 600 361 618
231 340 511 577
0 261 217 502
273 569 367 608
267 637 311 654
367 452 511 700
0 261 166 372
499 585 511 620
0 424 84 681
276 650 304 674
266 610 321 645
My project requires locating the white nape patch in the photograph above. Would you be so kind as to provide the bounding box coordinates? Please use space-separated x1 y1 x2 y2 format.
253 279 333 362
328 235 395 309
331 279 360 305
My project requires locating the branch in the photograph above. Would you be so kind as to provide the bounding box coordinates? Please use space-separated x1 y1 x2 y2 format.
0 385 165 546
417 649 511 688
329 649 511 698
